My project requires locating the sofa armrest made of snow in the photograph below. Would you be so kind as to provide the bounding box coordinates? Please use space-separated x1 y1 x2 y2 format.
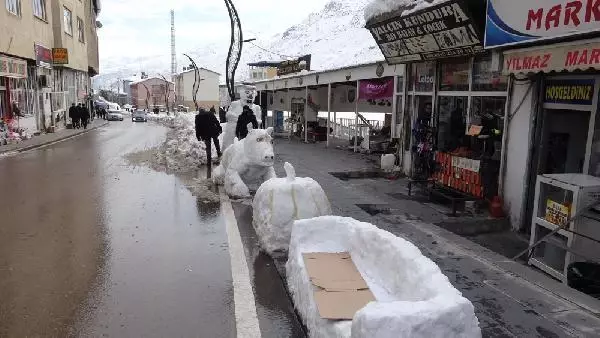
286 216 481 338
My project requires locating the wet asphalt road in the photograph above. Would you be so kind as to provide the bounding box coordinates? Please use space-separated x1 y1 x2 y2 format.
0 120 301 337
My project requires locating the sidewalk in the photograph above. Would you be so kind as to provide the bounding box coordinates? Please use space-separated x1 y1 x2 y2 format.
274 138 600 338
0 119 107 156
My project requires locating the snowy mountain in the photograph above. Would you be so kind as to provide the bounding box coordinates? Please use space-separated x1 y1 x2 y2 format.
93 0 383 89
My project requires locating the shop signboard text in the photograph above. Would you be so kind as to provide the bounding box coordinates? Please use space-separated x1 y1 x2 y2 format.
0 55 27 79
503 39 600 74
544 79 595 105
486 0 600 48
366 0 483 64
277 55 311 76
35 44 52 68
52 48 69 65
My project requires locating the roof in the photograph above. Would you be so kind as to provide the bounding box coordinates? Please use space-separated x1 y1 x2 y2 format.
130 76 174 85
250 59 386 84
248 61 282 67
177 67 221 76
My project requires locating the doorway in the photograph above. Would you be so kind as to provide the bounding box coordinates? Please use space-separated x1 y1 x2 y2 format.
538 109 590 175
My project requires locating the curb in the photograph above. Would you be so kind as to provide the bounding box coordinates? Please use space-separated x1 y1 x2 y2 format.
0 121 108 156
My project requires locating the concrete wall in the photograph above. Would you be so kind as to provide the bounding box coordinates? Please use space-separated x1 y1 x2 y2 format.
503 79 537 230
0 0 55 60
51 0 88 72
84 0 99 75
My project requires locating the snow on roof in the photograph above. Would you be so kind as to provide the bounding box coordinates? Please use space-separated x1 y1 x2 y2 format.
364 0 450 23
130 76 174 85
178 67 221 76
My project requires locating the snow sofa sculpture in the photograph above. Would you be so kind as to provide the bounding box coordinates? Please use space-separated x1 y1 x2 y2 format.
287 216 481 338
252 162 332 254
213 125 276 197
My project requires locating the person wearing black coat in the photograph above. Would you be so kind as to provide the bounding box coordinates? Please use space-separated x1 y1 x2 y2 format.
69 103 80 129
195 108 223 177
79 103 90 129
235 105 258 140
218 107 227 123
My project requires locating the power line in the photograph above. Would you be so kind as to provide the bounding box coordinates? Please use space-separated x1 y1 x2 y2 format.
246 41 299 59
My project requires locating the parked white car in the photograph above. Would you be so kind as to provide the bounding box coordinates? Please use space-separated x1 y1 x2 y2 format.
107 110 124 121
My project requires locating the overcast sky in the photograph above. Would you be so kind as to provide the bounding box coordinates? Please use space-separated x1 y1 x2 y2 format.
98 0 330 67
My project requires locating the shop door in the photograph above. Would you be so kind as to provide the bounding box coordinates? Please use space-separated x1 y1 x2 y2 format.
525 108 591 229
437 96 467 152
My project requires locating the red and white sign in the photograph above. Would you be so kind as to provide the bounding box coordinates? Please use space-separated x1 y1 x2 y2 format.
486 0 600 48
503 38 600 74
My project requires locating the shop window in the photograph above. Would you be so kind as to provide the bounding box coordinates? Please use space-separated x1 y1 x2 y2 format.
404 95 413 151
469 96 506 158
411 62 434 92
437 96 467 152
472 54 508 91
396 75 404 93
439 60 469 91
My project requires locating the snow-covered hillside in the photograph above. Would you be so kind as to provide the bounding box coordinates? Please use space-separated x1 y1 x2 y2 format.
93 0 383 89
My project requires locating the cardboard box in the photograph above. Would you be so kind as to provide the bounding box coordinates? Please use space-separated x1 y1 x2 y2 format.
302 252 375 320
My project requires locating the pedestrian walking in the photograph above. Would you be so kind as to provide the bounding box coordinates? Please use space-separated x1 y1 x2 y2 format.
235 105 258 140
195 108 223 179
69 103 80 129
79 103 90 129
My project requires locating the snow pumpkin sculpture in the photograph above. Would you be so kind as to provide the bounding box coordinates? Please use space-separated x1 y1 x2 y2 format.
252 162 332 254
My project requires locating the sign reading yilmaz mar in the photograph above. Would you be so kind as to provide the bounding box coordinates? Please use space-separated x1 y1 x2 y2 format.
485 0 600 48
366 0 484 64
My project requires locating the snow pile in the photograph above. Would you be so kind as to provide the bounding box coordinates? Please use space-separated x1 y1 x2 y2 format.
364 0 451 23
147 112 176 127
287 216 481 338
252 162 332 254
154 114 218 172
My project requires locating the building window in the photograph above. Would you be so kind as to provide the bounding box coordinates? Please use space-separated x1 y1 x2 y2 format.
77 17 84 42
32 0 46 20
410 62 434 92
472 53 508 91
6 0 21 16
439 60 470 91
63 7 73 35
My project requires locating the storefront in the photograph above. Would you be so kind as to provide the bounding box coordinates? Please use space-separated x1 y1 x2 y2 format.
484 0 600 231
366 0 504 200
0 54 28 120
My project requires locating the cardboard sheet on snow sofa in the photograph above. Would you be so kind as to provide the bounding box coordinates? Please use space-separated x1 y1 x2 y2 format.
302 252 375 320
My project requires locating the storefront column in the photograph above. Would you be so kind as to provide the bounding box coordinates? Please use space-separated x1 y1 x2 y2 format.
392 75 398 140
327 83 331 147
354 80 360 153
304 86 308 142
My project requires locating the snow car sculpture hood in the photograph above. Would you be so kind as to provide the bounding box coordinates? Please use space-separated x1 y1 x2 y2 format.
221 84 262 151
213 124 276 197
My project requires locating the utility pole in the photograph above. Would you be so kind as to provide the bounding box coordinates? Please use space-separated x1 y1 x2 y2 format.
170 10 176 79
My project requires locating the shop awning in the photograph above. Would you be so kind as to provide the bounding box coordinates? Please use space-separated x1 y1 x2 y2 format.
0 54 27 79
503 38 600 75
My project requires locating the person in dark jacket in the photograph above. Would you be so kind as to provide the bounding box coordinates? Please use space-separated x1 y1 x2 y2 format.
195 108 223 177
218 107 227 123
79 103 90 129
69 103 80 129
235 105 258 140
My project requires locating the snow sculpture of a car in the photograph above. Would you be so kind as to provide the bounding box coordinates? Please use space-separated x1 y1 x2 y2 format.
213 124 276 197
287 216 481 338
252 162 332 254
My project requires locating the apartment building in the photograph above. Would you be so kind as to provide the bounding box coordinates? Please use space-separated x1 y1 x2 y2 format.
0 0 100 131
173 67 220 111
130 77 175 111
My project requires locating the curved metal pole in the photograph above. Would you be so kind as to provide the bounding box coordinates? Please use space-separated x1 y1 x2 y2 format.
224 0 243 102
183 53 200 111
